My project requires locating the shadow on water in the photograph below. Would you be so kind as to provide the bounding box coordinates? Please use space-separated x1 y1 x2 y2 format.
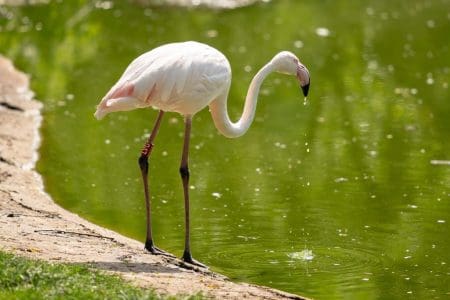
1 0 449 299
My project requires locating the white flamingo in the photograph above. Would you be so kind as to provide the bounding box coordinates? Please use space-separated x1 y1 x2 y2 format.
94 41 310 267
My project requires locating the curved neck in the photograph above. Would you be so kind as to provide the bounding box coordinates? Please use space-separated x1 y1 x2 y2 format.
209 62 275 138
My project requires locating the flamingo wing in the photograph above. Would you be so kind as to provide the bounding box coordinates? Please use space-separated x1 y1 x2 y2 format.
95 41 231 119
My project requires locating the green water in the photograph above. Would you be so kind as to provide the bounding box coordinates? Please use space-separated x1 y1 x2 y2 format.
1 1 449 298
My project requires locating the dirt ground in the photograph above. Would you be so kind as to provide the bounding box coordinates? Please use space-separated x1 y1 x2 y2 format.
0 56 308 299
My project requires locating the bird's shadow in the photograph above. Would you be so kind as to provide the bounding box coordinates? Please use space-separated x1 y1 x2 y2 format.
87 255 214 276
88 260 180 274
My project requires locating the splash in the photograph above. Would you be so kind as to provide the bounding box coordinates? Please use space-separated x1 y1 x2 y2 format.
288 249 314 261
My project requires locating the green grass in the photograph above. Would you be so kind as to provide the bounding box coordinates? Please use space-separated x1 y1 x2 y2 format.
0 251 197 300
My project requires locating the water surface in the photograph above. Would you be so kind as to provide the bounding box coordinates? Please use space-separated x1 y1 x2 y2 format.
1 1 449 299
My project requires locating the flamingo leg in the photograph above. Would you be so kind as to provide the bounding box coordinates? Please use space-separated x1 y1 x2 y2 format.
179 116 207 268
138 110 167 255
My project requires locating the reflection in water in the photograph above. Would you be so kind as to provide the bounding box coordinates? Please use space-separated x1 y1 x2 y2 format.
1 1 449 299
134 0 261 9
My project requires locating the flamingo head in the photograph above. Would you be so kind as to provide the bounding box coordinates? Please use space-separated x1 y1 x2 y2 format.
271 51 310 96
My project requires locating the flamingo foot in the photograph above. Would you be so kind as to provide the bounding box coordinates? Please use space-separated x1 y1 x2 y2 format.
144 240 175 258
144 240 163 254
182 250 208 268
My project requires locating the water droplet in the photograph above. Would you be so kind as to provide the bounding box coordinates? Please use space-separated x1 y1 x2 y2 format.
211 192 221 199
269 260 279 264
334 177 348 183
274 142 287 149
303 97 308 106
294 40 304 48
238 45 247 53
368 60 378 70
315 27 330 37
206 29 218 38
426 19 435 28
430 160 450 165
95 1 113 10
105 139 111 144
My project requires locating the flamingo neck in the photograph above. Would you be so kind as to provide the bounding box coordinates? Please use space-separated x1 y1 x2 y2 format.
209 62 275 138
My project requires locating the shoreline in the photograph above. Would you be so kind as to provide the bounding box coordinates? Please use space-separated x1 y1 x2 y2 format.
0 55 307 299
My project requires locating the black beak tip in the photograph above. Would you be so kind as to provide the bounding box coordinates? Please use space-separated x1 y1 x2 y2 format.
301 82 310 97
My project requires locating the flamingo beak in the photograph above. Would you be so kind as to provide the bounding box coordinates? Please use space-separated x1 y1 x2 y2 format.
301 82 310 97
296 63 310 97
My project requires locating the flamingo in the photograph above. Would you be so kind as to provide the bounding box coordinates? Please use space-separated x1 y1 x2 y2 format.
94 41 310 267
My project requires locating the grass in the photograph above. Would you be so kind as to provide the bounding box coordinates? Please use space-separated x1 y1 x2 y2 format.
0 251 199 300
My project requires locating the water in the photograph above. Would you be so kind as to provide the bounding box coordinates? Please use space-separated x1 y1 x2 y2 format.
1 1 449 298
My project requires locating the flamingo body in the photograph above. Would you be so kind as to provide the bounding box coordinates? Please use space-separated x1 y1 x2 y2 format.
95 41 231 119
